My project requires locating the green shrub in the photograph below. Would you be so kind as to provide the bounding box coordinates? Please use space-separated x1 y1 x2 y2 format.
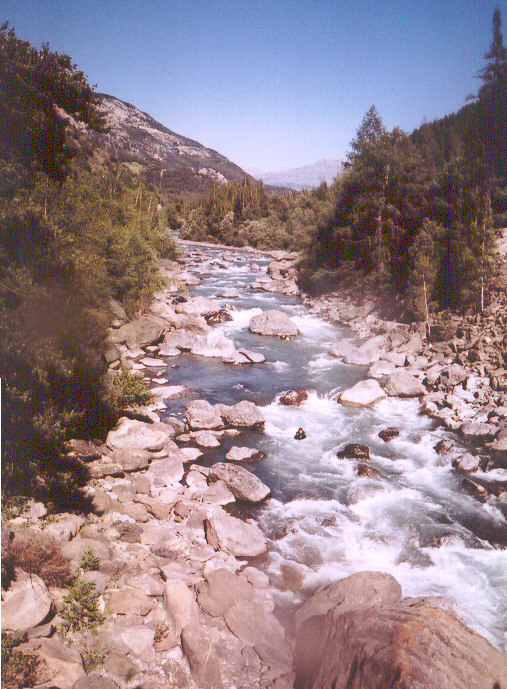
107 364 155 414
79 546 100 572
58 577 104 634
1 631 39 689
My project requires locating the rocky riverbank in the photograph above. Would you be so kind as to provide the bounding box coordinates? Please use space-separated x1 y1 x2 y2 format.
2 240 505 689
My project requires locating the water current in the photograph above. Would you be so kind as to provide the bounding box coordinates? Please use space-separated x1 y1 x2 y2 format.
160 243 506 650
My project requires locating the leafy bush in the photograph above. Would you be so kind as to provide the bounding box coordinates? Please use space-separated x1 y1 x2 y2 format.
79 546 100 572
58 577 104 634
1 631 39 689
107 364 155 414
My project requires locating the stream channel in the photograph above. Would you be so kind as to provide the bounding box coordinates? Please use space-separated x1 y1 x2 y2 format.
155 243 505 650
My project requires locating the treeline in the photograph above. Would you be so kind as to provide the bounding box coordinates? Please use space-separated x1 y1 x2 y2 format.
0 24 176 505
310 9 506 318
179 177 336 250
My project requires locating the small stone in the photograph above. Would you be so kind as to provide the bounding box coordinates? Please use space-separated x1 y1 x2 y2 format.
378 428 400 442
337 444 370 460
434 438 455 454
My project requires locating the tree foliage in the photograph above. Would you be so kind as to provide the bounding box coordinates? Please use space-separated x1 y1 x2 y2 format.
179 178 336 250
0 25 176 505
309 9 505 318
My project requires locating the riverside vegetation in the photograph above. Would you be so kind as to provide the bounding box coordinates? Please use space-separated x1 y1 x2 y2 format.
1 12 506 689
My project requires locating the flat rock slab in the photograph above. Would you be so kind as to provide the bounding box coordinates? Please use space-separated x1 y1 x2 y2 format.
460 422 500 441
225 446 264 462
205 507 267 557
146 456 184 486
107 587 153 616
239 348 266 363
338 379 386 407
106 417 169 452
294 571 506 689
383 370 426 397
181 624 223 689
249 309 300 337
197 568 254 617
20 636 85 689
163 579 200 636
209 462 270 503
1 573 52 631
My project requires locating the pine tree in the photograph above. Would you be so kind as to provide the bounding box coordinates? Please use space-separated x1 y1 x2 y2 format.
477 8 507 176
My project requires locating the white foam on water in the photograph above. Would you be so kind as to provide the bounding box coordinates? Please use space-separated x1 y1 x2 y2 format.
270 360 290 371
219 307 262 332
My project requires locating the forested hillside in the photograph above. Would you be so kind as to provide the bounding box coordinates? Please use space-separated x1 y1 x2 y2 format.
179 177 336 250
308 9 507 318
0 23 176 506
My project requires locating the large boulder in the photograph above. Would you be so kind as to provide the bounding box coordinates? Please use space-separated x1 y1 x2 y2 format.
224 599 293 677
112 316 166 348
163 579 200 635
160 329 200 351
197 568 254 617
18 637 85 689
185 400 223 430
218 400 265 429
205 507 267 557
294 571 506 689
175 296 221 318
1 572 53 631
106 417 169 452
209 462 270 503
383 370 426 397
338 379 386 407
280 388 309 406
181 624 223 689
249 310 300 338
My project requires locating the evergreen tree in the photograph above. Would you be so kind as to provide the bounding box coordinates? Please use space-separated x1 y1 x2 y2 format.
477 8 507 176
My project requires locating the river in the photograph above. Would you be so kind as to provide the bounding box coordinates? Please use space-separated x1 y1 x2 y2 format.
160 243 506 650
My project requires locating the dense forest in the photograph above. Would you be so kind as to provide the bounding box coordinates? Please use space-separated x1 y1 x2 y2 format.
0 23 177 506
178 177 336 251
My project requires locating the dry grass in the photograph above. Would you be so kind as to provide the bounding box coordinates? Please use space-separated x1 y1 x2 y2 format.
9 533 71 587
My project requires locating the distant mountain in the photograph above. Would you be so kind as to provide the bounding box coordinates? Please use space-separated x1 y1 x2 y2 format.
252 159 342 190
95 94 250 196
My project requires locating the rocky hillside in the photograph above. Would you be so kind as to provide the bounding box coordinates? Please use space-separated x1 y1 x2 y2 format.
95 94 251 197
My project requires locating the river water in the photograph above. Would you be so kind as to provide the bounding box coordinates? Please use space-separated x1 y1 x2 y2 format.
162 244 506 650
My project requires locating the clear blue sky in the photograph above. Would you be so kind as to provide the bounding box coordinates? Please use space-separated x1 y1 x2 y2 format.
3 0 505 171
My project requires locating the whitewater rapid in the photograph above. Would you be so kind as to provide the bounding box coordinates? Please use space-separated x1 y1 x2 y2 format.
162 244 506 650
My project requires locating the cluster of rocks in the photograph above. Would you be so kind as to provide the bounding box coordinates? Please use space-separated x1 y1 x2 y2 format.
250 253 300 296
2 399 295 689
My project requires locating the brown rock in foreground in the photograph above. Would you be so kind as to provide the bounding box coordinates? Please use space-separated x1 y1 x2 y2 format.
294 571 506 689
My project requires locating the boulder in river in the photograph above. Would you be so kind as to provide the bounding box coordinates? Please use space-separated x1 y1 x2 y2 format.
209 462 270 503
280 388 309 406
249 309 300 338
185 400 224 430
383 370 426 397
338 379 386 407
378 427 400 442
434 438 455 454
337 444 370 460
111 316 166 348
205 507 267 557
218 400 265 429
175 296 221 318
225 446 265 462
294 571 506 689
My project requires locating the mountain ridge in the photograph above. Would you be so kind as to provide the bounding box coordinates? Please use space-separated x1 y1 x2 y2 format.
94 93 251 196
250 158 342 190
